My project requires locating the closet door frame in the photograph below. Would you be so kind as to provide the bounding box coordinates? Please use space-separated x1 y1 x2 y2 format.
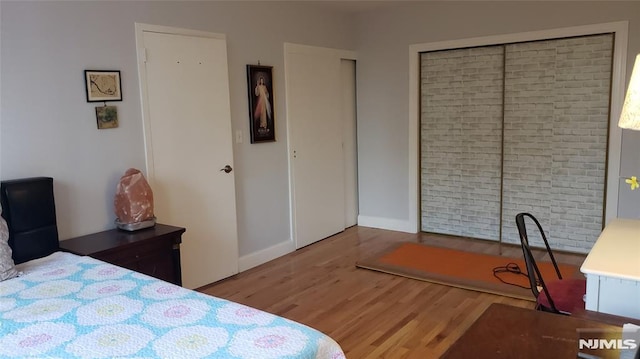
408 21 629 232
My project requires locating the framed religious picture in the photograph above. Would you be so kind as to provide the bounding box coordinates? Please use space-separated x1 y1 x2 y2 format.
246 65 275 143
85 70 122 102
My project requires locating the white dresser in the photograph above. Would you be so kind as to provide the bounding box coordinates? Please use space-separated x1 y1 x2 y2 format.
581 219 640 319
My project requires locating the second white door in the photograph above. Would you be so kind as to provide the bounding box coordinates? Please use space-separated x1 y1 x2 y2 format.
138 26 238 289
285 44 357 248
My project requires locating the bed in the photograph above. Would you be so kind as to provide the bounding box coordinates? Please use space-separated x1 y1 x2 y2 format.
0 177 345 358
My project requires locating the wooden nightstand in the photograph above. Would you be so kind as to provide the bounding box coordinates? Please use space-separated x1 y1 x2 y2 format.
59 223 185 286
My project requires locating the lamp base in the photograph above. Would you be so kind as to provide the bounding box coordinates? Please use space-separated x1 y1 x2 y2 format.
115 217 156 231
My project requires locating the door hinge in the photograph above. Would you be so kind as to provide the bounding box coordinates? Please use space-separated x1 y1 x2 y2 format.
141 47 148 63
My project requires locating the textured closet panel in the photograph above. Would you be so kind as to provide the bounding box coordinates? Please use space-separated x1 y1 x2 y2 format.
420 46 504 240
502 34 612 251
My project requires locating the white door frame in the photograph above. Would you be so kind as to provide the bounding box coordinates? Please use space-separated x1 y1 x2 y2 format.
284 43 357 249
342 59 359 228
135 23 228 184
408 21 629 232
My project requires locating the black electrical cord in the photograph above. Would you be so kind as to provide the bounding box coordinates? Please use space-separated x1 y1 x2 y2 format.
492 262 537 290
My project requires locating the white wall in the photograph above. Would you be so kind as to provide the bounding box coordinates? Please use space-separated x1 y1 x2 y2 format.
4 1 639 263
355 1 640 229
0 1 356 257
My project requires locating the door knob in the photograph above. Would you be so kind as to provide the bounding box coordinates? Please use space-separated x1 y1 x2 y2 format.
220 165 233 173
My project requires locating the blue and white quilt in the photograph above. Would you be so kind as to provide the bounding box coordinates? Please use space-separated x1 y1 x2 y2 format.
0 252 345 358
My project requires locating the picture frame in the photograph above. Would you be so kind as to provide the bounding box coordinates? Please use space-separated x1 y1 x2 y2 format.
95 106 119 129
246 65 275 143
85 70 122 102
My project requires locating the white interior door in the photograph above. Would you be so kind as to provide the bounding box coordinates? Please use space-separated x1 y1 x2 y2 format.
285 44 357 248
137 26 238 289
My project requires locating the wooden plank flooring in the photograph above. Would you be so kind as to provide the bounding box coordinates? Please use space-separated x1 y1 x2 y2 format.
199 226 586 358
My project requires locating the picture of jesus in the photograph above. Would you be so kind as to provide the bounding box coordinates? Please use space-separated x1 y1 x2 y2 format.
247 65 276 143
254 76 271 130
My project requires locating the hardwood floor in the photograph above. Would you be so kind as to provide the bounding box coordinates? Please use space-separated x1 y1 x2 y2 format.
199 226 586 358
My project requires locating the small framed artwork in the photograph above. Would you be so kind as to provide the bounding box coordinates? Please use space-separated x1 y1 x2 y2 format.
246 65 275 143
95 106 118 129
85 70 122 102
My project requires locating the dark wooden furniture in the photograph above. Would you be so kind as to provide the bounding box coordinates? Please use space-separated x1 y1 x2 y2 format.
441 303 624 359
59 224 185 286
572 307 640 327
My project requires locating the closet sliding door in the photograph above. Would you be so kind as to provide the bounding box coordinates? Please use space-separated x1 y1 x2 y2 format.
501 35 613 250
421 46 504 240
420 34 613 252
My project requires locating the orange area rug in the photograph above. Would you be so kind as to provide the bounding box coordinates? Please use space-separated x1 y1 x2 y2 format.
356 242 582 301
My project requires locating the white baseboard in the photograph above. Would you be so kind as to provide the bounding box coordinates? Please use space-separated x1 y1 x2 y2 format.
357 215 416 233
238 239 296 272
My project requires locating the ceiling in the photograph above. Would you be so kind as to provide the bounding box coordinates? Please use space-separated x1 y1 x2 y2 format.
298 0 412 14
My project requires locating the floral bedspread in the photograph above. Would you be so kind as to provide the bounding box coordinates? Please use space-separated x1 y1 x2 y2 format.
0 252 344 358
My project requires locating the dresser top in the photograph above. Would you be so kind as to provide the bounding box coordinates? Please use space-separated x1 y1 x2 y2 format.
581 219 640 280
59 223 185 255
